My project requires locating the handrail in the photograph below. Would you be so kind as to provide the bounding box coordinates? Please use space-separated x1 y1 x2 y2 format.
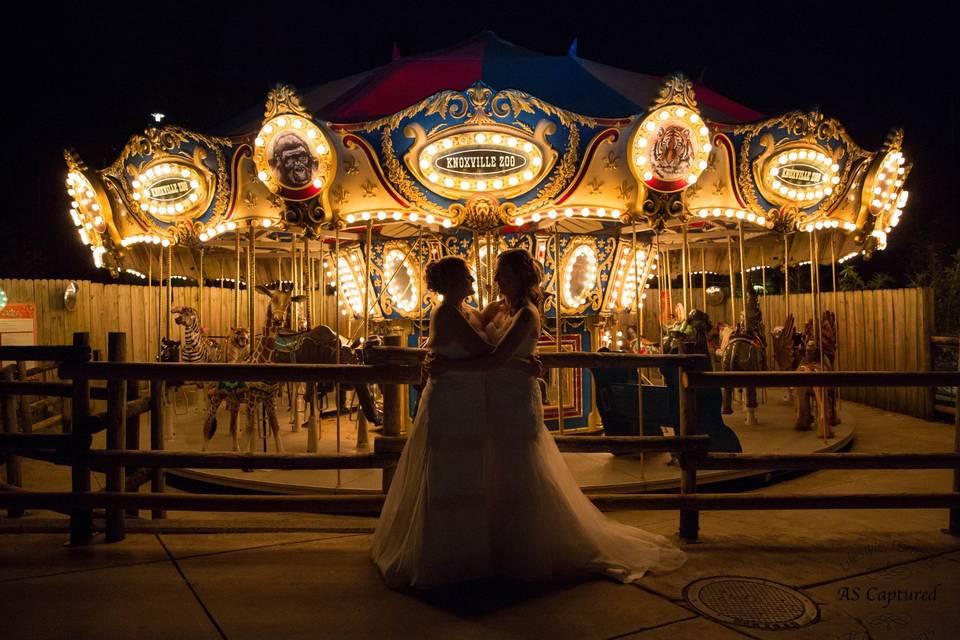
0 345 90 361
364 346 707 370
58 361 422 385
684 370 960 389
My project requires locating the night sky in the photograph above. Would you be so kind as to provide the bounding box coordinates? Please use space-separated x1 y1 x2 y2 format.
3 1 955 282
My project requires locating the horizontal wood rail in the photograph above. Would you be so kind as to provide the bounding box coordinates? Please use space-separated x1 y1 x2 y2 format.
58 362 422 385
684 370 960 389
0 433 90 452
0 345 90 361
364 346 707 370
0 492 957 515
695 453 960 470
372 434 709 455
0 381 110 400
82 450 397 471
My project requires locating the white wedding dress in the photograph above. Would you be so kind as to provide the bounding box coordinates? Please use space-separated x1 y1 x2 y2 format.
372 313 685 588
482 317 686 583
371 340 494 588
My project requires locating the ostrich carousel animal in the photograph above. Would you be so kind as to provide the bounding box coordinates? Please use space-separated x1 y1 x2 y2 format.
719 292 767 425
794 310 840 438
249 286 383 454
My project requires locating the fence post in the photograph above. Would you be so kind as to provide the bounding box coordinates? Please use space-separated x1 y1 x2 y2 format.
70 332 93 545
125 368 141 518
1 366 23 517
150 379 167 520
678 359 703 542
382 335 403 438
951 390 959 535
105 332 128 542
15 361 32 434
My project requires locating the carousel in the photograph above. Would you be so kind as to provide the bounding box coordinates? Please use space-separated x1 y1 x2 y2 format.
62 33 910 493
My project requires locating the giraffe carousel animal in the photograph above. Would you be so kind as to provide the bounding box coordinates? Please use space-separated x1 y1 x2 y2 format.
719 292 767 425
171 306 250 452
248 286 383 454
794 310 840 438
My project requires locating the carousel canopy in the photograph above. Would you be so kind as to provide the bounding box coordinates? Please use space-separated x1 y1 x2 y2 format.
220 32 764 132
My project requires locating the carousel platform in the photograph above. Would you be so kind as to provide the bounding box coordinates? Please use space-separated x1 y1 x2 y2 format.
162 388 854 495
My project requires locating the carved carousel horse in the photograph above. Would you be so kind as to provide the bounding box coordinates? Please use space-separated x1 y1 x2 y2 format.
249 286 383 454
771 314 802 401
719 292 767 425
794 310 840 438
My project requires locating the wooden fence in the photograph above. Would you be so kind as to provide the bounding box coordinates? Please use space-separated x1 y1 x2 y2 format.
0 279 936 418
640 287 935 419
1 339 957 545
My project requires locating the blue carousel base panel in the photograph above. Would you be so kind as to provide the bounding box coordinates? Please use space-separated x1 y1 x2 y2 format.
165 394 853 495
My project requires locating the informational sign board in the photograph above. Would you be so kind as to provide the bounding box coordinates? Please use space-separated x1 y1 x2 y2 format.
0 303 37 367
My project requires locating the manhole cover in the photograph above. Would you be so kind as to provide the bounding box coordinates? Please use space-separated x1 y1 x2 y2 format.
683 576 820 630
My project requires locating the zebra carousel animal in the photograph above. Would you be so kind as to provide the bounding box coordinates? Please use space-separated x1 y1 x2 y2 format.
172 306 252 452
719 292 767 425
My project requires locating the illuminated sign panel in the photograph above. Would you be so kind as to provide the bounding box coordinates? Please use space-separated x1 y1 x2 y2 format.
756 145 839 207
411 130 549 199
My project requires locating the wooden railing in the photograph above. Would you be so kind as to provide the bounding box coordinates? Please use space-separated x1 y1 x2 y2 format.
0 333 958 546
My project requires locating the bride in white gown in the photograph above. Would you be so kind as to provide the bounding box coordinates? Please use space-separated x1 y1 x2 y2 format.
372 250 685 589
371 256 538 588
429 249 685 584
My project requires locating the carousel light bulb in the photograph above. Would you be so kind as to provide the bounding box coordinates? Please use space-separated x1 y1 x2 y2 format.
643 171 653 181
199 232 208 242
442 218 452 228
522 142 534 153
508 176 519 186
645 122 656 132
491 134 502 144
307 129 317 139
690 113 701 123
459 180 471 190
635 155 647 166
531 212 542 222
409 213 418 222
581 207 590 216
637 137 648 149
531 156 542 167
161 239 170 247
476 180 487 191
597 208 607 217
698 160 708 170
425 214 435 224
515 216 525 225
548 209 558 219
346 214 356 224
523 170 534 181
698 126 709 136
658 110 669 120
687 174 698 184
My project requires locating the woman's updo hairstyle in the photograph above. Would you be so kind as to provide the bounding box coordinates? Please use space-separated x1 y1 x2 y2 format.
425 256 468 296
497 248 545 311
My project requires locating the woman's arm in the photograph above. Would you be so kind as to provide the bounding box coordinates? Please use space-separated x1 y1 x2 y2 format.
477 299 504 326
437 307 537 372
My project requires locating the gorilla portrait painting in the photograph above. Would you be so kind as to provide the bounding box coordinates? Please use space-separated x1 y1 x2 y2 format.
269 132 318 188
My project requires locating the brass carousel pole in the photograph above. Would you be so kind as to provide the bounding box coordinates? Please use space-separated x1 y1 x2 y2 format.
198 247 204 326
700 246 707 312
681 223 690 312
554 221 564 435
813 230 823 363
473 230 485 310
305 233 318 453
737 221 748 317
761 245 767 296
655 232 663 348
156 247 162 353
290 233 300 433
726 233 736 325
166 245 172 341
664 248 674 317
289 234 298 329
364 221 373 344
784 233 790 320
632 223 644 458
831 232 838 293
334 225 342 454
304 235 313 328
417 225 424 352
219 262 224 337
234 232 241 329
147 250 153 359
247 227 256 358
